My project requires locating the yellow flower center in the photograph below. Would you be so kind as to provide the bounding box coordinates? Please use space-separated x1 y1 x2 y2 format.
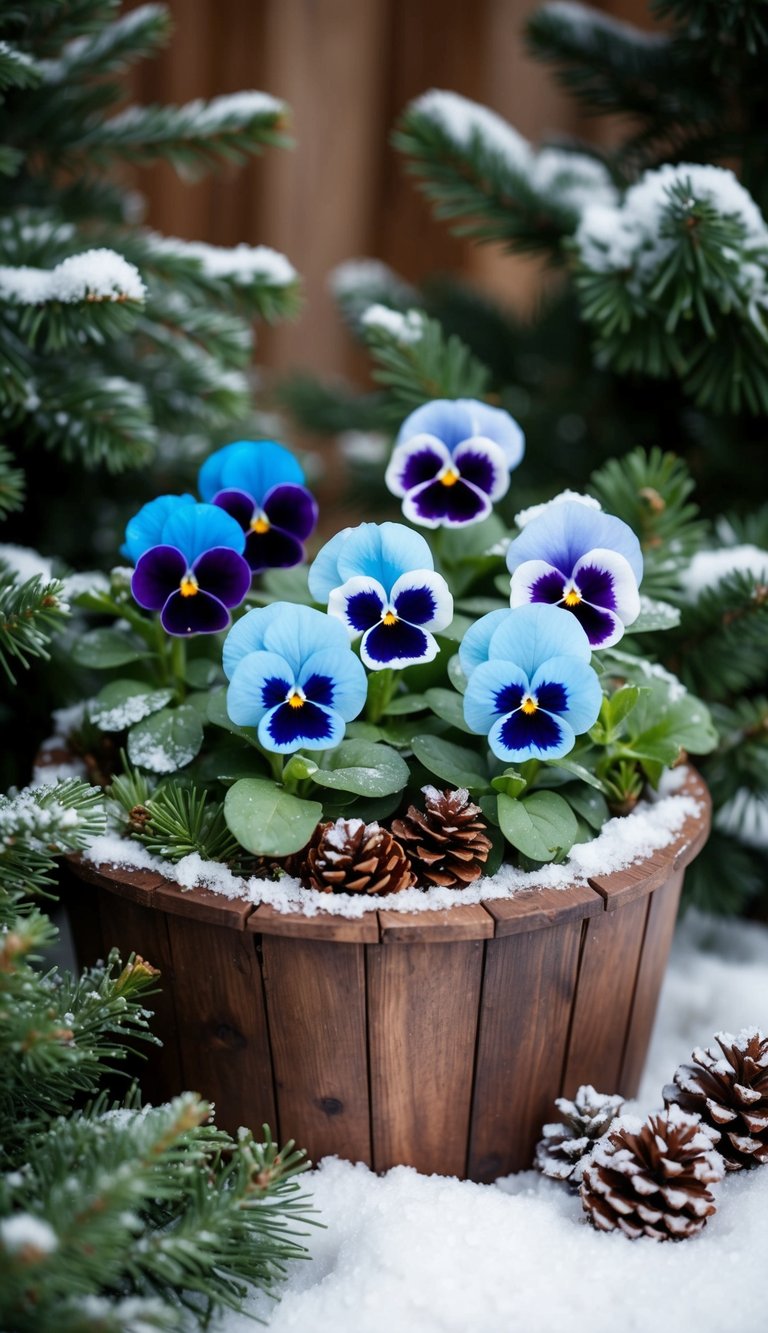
440 467 460 487
179 576 198 597
382 611 398 626
520 695 538 715
251 515 270 534
563 588 581 607
287 691 305 709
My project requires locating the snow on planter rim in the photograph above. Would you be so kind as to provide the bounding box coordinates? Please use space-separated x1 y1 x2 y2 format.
81 767 701 918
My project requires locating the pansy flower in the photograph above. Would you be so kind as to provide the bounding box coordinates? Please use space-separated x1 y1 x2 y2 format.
461 604 602 763
385 398 525 529
506 501 643 649
308 522 453 670
223 603 368 753
128 500 251 636
198 439 318 575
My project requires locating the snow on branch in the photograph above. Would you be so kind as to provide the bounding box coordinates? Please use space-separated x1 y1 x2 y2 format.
361 304 425 345
38 3 171 83
0 41 40 91
145 234 296 287
536 1 667 49
410 89 532 173
0 248 146 306
78 90 288 166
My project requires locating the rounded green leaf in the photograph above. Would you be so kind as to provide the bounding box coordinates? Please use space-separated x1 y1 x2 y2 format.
225 778 322 856
410 735 490 791
498 791 579 863
425 687 474 734
72 627 144 668
89 679 173 732
127 704 204 774
311 740 410 797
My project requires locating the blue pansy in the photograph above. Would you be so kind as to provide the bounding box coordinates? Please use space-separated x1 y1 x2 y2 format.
198 439 318 575
461 604 602 763
385 398 525 529
506 501 643 648
224 603 368 753
308 522 454 670
128 501 250 636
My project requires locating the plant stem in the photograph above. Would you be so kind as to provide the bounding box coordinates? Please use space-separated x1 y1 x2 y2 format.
366 667 397 723
170 636 187 701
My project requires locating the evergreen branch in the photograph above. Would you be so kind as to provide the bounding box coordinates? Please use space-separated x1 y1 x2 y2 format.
362 309 489 413
278 372 391 436
72 91 289 173
0 145 22 176
27 366 155 472
122 232 300 322
330 258 419 333
0 40 40 93
0 778 106 896
668 570 768 700
0 444 25 517
37 4 172 84
133 784 242 866
652 0 768 62
0 572 69 683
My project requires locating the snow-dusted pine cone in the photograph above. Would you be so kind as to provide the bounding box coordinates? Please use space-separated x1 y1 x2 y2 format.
581 1106 724 1241
297 818 416 895
390 786 492 888
663 1027 768 1170
535 1085 625 1188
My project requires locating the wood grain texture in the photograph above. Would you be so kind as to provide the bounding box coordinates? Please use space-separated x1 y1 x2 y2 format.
377 904 494 943
484 883 604 937
468 921 583 1181
260 936 371 1164
367 938 484 1175
561 895 650 1098
154 880 253 930
165 915 276 1137
251 902 379 943
619 867 684 1096
70 854 165 907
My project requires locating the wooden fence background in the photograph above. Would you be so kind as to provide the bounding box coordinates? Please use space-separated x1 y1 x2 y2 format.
126 0 650 384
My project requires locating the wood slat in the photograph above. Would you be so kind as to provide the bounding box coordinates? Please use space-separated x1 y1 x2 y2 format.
619 868 684 1096
97 891 184 1103
484 883 604 937
468 921 583 1181
250 902 379 943
165 916 277 1137
367 938 484 1176
154 880 253 930
71 854 165 907
561 895 650 1098
377 903 494 943
260 936 371 1163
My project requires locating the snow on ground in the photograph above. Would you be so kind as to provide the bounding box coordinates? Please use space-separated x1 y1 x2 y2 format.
222 910 768 1333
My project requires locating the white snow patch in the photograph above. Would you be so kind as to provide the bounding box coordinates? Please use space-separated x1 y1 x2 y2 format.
514 489 601 530
360 304 425 344
338 431 389 465
716 789 768 851
0 1214 58 1255
0 248 145 304
541 1 666 46
0 543 53 583
106 90 284 136
681 544 768 600
148 234 297 286
411 89 532 170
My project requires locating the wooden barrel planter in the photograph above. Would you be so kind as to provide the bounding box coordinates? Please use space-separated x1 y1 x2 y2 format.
60 766 710 1182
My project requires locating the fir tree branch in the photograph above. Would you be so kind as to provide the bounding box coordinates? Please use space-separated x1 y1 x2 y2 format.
0 444 25 517
37 3 172 84
0 777 106 896
0 40 40 93
0 572 69 683
362 309 489 413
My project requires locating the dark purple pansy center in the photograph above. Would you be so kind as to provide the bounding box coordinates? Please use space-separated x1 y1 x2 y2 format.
131 543 250 636
493 676 569 754
528 561 620 647
259 670 336 746
212 482 318 574
397 441 502 527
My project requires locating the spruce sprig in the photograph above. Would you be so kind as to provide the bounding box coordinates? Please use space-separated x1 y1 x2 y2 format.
0 571 69 683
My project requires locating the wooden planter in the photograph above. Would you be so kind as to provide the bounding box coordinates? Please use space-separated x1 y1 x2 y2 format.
61 767 710 1182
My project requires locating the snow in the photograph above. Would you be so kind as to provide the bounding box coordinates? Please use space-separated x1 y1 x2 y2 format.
530 148 618 212
360 304 425 343
411 90 532 171
716 789 768 851
215 909 768 1333
514 489 601 530
39 4 165 80
61 570 110 600
0 1214 58 1255
0 248 146 305
681 544 768 600
106 90 284 136
82 777 700 915
0 543 53 583
148 234 297 286
541 1 666 46
338 431 388 465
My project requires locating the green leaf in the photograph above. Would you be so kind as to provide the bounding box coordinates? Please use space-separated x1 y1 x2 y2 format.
565 785 610 831
491 768 527 799
626 596 681 633
438 512 507 564
447 653 468 695
311 740 410 797
344 720 386 742
411 735 490 791
497 791 579 863
184 657 221 689
607 684 642 732
207 686 260 745
225 778 322 856
261 564 314 605
383 692 429 716
88 679 173 731
127 704 204 774
425 687 473 733
438 613 474 644
72 627 145 668
549 757 609 792
625 679 718 759
282 752 319 783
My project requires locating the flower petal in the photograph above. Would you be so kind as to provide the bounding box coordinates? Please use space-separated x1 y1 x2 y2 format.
162 502 245 564
566 600 624 649
122 494 195 564
361 620 437 670
226 651 294 727
199 439 304 504
337 522 435 587
391 569 453 631
489 708 574 762
213 488 255 531
161 588 231 636
307 527 353 603
453 438 511 501
395 399 525 469
459 609 514 679
572 548 641 626
328 576 387 637
244 525 305 574
192 547 251 608
510 559 566 608
259 700 343 753
487 603 592 678
507 501 643 585
402 476 491 528
298 646 368 721
385 437 449 498
263 483 318 541
530 656 603 733
132 545 187 610
261 602 353 678
463 659 530 735
222 604 285 680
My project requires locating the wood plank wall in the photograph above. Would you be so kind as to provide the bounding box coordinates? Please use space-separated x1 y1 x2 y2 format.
126 0 651 383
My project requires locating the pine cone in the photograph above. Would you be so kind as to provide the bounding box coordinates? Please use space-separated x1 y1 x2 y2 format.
391 785 492 888
535 1085 625 1188
663 1027 768 1171
297 819 416 895
581 1106 723 1241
